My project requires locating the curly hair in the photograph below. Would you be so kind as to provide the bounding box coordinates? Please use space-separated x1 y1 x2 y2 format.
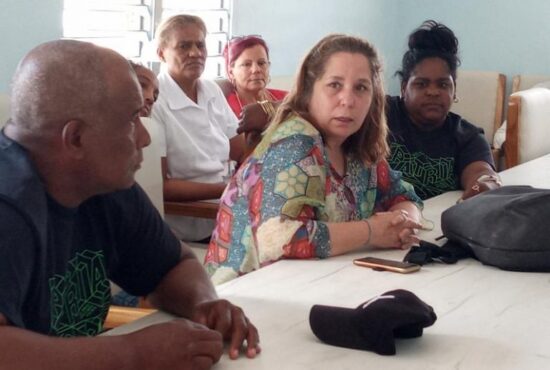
396 20 461 84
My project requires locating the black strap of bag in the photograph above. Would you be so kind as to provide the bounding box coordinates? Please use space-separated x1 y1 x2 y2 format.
403 240 472 265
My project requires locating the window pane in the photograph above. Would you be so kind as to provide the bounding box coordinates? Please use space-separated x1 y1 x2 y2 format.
162 0 229 11
205 56 225 79
160 9 229 33
63 9 148 34
73 37 144 58
64 0 146 7
62 0 232 76
206 33 228 56
63 0 152 59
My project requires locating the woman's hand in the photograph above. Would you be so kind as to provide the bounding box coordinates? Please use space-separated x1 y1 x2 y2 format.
368 210 423 249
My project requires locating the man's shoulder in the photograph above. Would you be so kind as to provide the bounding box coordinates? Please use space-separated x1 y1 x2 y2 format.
0 133 45 207
0 132 48 246
200 79 225 99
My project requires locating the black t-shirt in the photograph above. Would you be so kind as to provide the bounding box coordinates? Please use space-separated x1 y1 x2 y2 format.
0 132 181 336
386 96 494 199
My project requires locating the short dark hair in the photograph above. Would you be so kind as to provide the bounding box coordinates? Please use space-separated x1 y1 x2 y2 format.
396 20 461 84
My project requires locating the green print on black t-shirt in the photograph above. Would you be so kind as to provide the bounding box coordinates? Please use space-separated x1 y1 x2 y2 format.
389 143 456 199
49 250 110 337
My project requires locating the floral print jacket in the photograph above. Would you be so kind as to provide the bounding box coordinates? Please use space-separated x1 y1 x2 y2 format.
204 116 421 284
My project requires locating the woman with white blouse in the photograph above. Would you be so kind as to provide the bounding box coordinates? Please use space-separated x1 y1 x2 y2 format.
152 14 245 242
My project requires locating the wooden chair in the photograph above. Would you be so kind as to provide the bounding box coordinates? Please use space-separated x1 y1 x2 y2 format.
504 87 550 168
214 78 233 97
0 93 10 128
164 200 218 219
451 70 506 167
104 306 156 330
512 74 550 93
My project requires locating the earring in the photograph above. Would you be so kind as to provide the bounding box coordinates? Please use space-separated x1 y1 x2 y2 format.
453 96 459 103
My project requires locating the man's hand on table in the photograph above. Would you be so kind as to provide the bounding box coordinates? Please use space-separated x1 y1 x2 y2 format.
192 299 261 360
125 319 223 370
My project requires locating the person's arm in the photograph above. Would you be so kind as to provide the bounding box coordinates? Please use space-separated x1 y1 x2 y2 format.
370 161 424 248
147 242 260 359
460 160 501 200
161 157 226 201
328 175 423 254
147 243 216 317
457 127 501 200
0 313 224 370
109 186 259 360
326 210 422 254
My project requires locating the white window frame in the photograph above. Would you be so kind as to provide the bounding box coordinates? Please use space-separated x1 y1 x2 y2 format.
62 0 232 78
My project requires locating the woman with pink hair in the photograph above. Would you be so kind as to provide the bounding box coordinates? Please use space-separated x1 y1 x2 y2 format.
223 35 287 118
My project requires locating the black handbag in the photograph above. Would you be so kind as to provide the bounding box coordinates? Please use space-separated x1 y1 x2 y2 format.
440 185 550 272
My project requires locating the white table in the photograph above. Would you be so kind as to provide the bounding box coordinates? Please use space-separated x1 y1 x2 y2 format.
108 155 550 370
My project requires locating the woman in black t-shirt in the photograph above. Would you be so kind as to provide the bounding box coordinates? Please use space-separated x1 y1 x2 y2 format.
387 20 500 200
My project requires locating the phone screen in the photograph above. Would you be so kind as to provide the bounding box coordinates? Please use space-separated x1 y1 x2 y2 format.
353 257 421 273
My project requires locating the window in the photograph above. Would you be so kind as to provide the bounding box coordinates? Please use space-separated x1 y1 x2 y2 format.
63 0 153 59
63 0 232 78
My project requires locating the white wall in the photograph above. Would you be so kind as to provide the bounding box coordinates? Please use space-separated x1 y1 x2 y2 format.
232 0 550 95
232 0 400 94
0 0 63 94
389 0 550 95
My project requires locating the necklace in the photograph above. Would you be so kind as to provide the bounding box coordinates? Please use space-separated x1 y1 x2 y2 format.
235 89 276 115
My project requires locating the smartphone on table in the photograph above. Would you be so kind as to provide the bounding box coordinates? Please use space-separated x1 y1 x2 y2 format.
353 257 421 274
